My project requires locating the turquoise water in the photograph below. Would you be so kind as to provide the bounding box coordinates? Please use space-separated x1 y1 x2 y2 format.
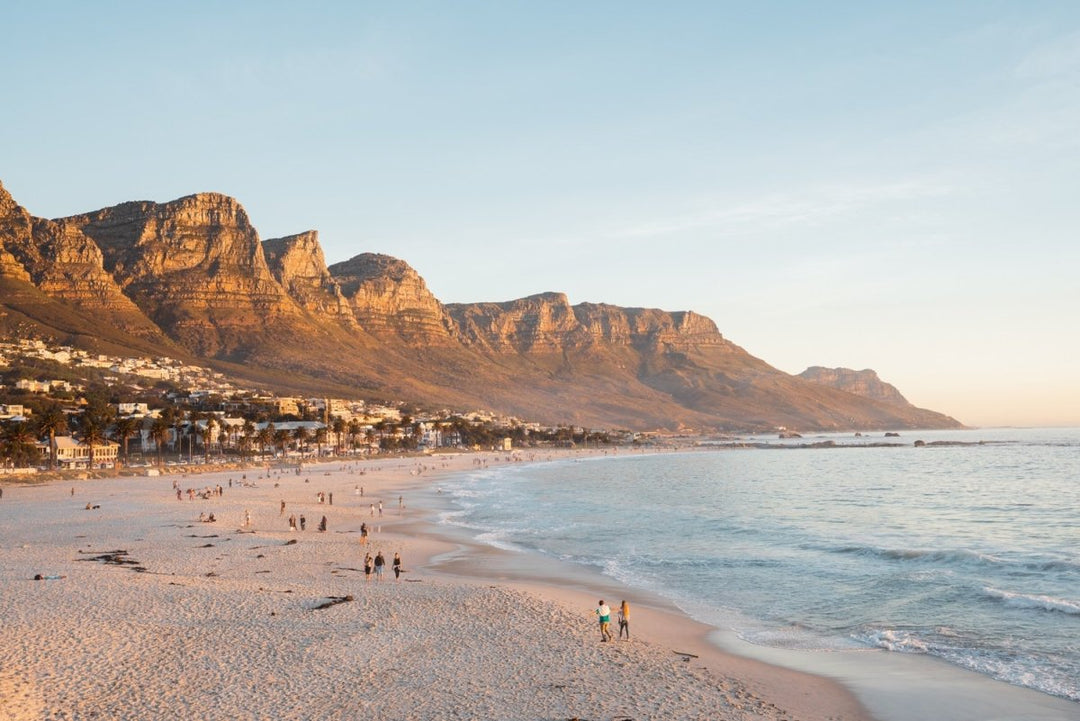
439 428 1080 705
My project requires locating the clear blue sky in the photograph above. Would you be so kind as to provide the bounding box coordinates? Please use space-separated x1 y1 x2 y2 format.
4 2 1078 427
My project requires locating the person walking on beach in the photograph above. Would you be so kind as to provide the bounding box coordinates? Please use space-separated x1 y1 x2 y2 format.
618 600 630 640
392 552 402 580
374 551 385 581
299 514 306 531
595 600 613 642
364 553 374 581
360 523 369 544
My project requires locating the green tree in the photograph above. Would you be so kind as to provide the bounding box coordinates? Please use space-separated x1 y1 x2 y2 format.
1 420 39 468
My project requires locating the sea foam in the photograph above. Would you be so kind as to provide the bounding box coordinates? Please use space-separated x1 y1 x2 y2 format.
984 587 1080 615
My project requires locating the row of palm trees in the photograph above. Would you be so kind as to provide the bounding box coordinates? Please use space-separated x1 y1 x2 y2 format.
132 414 382 468
0 405 391 470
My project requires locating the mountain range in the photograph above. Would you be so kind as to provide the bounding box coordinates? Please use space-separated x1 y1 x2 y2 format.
0 180 962 432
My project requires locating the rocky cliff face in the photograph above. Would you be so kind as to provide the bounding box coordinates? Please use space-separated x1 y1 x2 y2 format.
65 193 304 356
0 183 34 283
0 182 165 338
798 367 910 406
0 179 964 431
263 231 355 324
447 295 734 356
448 293 591 353
329 253 457 344
574 304 730 351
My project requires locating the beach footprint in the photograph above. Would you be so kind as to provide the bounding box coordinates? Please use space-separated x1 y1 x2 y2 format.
0 668 47 721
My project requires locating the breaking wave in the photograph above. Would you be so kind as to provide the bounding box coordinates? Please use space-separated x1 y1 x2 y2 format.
984 588 1080 615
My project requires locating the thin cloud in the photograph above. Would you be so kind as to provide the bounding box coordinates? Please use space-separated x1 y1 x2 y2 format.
607 179 957 241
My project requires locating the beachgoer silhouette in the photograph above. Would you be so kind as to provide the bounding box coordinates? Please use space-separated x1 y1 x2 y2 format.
618 600 630 640
393 552 402 580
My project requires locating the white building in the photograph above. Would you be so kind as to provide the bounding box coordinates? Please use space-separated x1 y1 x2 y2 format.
44 436 120 469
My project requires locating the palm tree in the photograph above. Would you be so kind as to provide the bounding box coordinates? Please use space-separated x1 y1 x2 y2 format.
347 419 362 455
78 413 108 470
227 420 241 458
256 424 274 462
240 419 256 461
314 427 328 459
332 417 346 455
35 405 69 470
1 420 38 468
202 416 217 464
171 409 187 463
149 416 170 468
273 429 291 459
292 426 309 459
112 416 139 467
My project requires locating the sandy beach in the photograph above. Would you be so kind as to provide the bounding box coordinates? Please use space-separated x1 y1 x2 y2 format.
0 451 874 721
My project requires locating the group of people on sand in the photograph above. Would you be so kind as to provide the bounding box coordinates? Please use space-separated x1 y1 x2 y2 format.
177 484 224 501
363 550 402 581
594 599 630 642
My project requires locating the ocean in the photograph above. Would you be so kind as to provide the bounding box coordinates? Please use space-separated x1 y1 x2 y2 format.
435 428 1080 711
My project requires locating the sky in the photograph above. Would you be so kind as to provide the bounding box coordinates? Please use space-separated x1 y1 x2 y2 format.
3 2 1078 428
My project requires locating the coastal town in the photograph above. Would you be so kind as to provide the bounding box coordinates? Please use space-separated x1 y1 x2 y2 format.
0 338 630 474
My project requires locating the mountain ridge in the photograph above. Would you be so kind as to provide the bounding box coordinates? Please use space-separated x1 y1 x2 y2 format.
0 180 963 432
